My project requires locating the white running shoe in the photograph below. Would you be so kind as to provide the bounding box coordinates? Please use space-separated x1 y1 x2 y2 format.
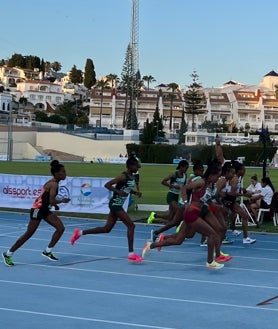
243 237 256 244
232 230 242 237
206 260 224 270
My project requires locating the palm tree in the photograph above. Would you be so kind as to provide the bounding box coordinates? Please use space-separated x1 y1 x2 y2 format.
106 74 119 90
51 61 62 76
95 78 111 127
142 75 156 90
167 82 179 131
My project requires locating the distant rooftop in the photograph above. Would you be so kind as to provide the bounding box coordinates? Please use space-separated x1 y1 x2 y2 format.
264 70 278 77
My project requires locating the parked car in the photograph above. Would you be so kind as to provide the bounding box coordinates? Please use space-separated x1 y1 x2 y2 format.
154 136 169 144
108 129 123 135
91 127 109 134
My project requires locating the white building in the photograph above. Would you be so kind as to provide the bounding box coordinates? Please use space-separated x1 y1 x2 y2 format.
15 80 64 111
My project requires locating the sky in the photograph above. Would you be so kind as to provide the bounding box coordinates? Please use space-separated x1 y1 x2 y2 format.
1 0 278 89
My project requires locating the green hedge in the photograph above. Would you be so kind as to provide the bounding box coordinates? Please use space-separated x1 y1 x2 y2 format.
127 143 277 165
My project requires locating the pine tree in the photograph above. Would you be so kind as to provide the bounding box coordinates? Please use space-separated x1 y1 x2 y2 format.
125 107 138 130
140 119 154 144
120 44 141 129
183 71 206 132
152 103 164 138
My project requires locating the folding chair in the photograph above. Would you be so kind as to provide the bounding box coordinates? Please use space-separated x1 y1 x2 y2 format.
257 192 278 226
273 213 278 226
256 208 270 225
235 202 257 226
235 178 257 227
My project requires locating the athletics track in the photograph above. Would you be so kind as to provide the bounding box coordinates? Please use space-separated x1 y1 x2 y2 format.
0 211 278 329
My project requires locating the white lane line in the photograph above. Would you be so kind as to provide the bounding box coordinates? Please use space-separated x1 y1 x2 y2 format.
0 279 278 311
0 307 177 329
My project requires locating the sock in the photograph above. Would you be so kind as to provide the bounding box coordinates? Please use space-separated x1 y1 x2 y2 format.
46 247 52 253
6 250 13 256
128 251 134 256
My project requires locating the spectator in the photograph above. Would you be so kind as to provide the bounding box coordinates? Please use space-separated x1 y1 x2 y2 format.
249 177 275 221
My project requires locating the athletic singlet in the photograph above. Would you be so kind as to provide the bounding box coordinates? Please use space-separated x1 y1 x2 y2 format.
32 187 58 211
186 175 203 202
221 177 237 206
236 176 242 193
169 172 187 195
200 183 218 205
191 184 206 203
110 172 136 207
222 180 231 193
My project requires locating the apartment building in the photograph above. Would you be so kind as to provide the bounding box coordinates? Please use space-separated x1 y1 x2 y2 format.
88 71 278 133
0 66 42 85
89 84 184 132
1 65 278 134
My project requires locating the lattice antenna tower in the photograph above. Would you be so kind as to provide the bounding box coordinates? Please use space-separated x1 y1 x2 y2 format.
130 0 139 75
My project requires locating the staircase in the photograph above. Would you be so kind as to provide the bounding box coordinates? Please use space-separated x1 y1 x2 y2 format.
43 149 84 162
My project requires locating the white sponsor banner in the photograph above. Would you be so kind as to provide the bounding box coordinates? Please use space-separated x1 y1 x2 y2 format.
0 174 128 214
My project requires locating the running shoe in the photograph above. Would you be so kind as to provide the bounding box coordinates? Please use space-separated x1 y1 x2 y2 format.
70 228 82 245
42 250 58 261
243 237 256 244
213 250 230 257
200 238 207 247
2 252 14 266
147 212 156 224
157 234 165 251
206 260 224 269
142 241 151 258
222 236 234 244
232 230 242 237
151 230 158 243
215 254 232 263
128 253 143 263
220 250 229 257
176 222 183 233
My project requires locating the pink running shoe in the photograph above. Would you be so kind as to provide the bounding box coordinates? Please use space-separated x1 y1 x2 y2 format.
70 228 82 245
157 234 165 251
128 253 143 263
215 254 232 263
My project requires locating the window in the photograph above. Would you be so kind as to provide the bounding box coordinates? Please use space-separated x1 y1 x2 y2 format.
187 136 196 142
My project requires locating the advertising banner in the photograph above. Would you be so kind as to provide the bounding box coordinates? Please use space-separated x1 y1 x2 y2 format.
0 174 128 214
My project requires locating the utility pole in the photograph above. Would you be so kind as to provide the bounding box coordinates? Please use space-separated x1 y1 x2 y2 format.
260 127 269 179
7 102 13 161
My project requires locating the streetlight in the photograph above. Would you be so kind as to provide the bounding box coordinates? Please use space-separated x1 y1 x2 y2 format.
258 126 269 179
156 120 159 137
7 102 13 161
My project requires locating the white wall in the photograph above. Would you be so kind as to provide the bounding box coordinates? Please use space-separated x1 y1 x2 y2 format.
0 130 132 161
36 132 129 162
0 131 38 159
